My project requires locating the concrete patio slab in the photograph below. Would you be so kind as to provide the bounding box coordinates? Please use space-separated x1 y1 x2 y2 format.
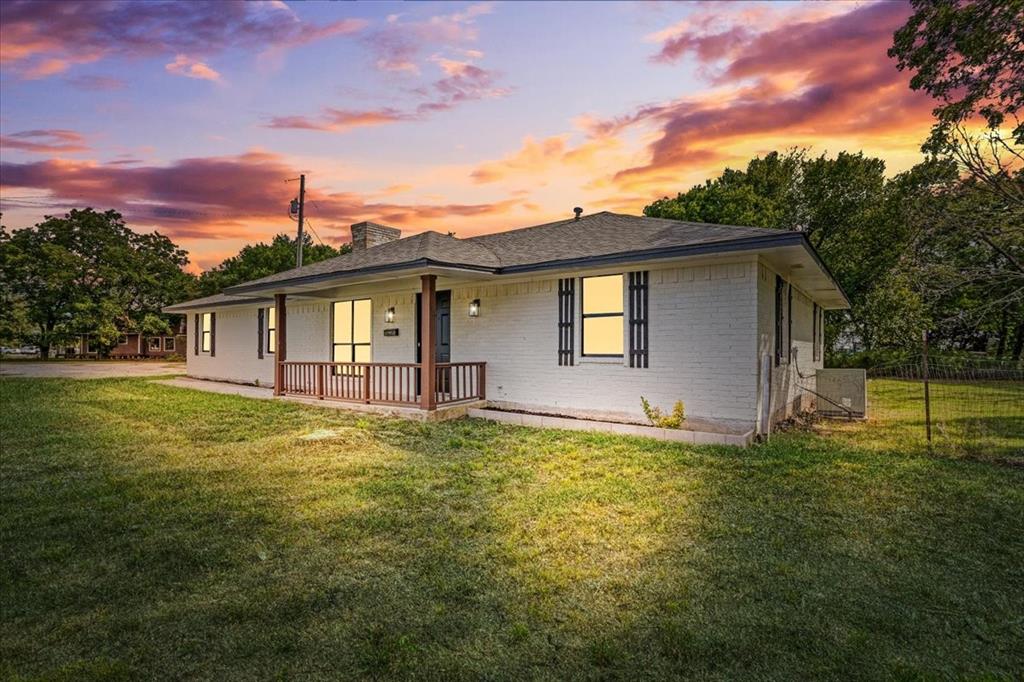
467 407 753 446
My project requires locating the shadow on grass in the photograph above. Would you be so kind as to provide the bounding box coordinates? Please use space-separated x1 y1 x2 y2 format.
2 377 1023 680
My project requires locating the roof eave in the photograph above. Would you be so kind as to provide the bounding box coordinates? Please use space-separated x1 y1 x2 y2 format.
163 297 271 313
223 258 498 295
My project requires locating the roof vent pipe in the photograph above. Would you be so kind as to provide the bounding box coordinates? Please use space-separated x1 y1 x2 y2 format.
573 207 583 221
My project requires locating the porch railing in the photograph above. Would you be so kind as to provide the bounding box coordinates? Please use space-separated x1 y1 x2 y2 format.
279 361 485 407
435 362 487 405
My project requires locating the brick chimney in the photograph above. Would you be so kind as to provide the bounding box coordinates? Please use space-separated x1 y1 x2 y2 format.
350 221 401 250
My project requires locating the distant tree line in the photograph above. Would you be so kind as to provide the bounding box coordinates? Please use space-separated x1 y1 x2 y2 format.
0 209 346 358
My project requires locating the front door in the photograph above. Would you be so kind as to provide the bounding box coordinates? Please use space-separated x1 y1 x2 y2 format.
416 290 452 393
415 290 451 362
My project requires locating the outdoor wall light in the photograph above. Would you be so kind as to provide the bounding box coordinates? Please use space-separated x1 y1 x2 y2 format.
385 307 396 323
468 299 481 317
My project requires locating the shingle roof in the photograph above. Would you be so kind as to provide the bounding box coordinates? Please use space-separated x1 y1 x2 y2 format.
223 212 792 295
228 230 502 291
467 212 781 268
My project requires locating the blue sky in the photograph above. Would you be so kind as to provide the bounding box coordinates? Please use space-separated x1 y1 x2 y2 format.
0 1 934 270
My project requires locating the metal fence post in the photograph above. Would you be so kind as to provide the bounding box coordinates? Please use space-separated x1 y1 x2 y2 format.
922 329 932 444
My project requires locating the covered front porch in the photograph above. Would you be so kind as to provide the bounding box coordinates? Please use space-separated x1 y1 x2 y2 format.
269 273 486 411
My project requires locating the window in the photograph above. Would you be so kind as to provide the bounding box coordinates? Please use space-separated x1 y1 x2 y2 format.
164 336 175 352
148 337 162 351
332 299 371 372
201 312 213 352
117 334 128 345
266 306 276 353
582 274 624 356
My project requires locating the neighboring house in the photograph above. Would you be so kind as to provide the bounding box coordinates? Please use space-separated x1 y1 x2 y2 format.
164 213 848 434
73 319 186 359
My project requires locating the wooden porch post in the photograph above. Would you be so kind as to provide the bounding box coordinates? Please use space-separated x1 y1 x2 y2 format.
273 293 287 396
420 274 437 410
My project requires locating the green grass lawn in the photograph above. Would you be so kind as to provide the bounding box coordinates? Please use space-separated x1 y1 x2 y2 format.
1 377 1022 680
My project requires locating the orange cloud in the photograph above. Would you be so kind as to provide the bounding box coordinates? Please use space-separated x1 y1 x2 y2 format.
469 133 623 185
165 55 221 82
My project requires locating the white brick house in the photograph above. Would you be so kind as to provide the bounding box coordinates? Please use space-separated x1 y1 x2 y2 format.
166 212 848 435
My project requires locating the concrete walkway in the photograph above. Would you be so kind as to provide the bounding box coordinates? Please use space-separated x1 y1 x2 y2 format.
155 377 274 400
0 360 185 379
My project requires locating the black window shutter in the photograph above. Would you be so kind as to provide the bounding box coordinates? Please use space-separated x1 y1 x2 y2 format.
257 308 264 359
628 271 649 368
194 313 200 356
786 284 792 364
774 276 784 366
557 278 575 366
210 312 216 357
812 303 819 362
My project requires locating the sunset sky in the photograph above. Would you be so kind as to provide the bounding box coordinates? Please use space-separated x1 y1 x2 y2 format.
0 0 938 272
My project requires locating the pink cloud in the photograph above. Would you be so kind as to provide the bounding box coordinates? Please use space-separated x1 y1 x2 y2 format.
266 108 410 132
267 55 508 132
601 1 935 189
0 0 366 79
0 150 522 242
0 129 89 154
364 2 494 74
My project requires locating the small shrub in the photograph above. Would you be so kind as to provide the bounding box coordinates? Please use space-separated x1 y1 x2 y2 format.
641 397 685 428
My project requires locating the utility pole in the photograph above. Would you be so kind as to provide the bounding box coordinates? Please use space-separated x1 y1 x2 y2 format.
295 173 306 268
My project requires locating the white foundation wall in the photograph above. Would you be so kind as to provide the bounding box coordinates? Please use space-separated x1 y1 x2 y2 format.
450 259 760 426
755 261 823 426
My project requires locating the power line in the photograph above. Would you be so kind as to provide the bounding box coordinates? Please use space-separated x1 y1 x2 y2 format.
303 217 327 247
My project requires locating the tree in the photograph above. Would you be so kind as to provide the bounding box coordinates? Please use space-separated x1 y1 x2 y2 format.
890 0 1024 225
903 173 1024 354
889 0 1024 147
644 150 804 230
197 233 346 296
645 150 917 352
0 209 195 358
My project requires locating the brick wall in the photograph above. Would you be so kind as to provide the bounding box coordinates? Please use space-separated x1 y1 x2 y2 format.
450 259 760 426
184 255 830 431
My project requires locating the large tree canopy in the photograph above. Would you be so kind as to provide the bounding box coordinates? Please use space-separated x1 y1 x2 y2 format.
889 0 1024 146
197 233 346 297
644 151 1021 357
0 209 194 357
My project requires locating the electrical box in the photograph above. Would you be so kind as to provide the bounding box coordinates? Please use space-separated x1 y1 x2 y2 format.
815 369 867 418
